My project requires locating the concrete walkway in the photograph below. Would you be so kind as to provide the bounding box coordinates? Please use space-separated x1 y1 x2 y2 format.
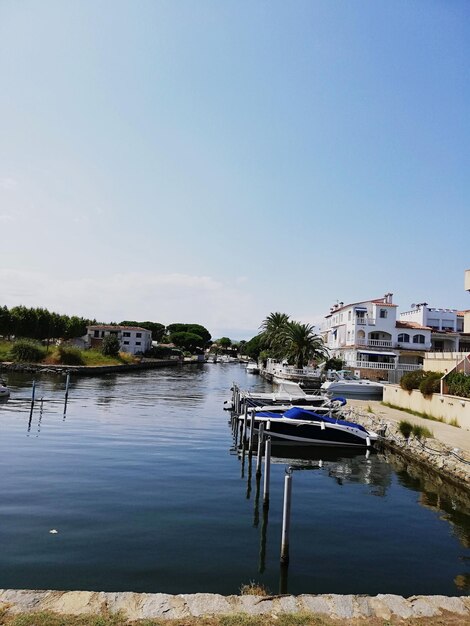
348 398 470 455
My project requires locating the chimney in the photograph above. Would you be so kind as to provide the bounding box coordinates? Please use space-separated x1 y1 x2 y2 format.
384 293 393 304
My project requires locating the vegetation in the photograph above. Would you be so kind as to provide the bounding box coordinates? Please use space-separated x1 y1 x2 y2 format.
400 370 427 391
167 323 211 346
446 371 470 399
398 420 433 440
382 402 458 426
241 335 263 361
0 305 93 341
101 335 120 357
254 312 328 368
0 609 468 626
170 331 205 352
9 339 46 362
419 371 441 396
51 345 85 365
324 357 344 371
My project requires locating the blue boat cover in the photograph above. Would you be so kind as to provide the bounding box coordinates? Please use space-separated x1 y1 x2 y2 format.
255 407 367 433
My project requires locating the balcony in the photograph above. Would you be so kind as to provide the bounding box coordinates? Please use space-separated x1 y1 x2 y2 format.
356 318 375 326
356 339 393 348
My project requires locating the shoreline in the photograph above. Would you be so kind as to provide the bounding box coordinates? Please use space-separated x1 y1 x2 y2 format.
0 589 469 621
0 359 193 376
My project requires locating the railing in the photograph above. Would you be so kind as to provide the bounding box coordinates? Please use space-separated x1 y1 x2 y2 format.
356 318 376 326
356 339 393 348
345 360 423 371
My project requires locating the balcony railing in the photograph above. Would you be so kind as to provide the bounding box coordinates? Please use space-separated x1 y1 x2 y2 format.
356 339 393 348
345 360 422 371
356 318 375 326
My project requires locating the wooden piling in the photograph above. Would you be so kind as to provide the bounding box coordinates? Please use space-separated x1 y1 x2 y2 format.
243 404 248 444
280 471 293 565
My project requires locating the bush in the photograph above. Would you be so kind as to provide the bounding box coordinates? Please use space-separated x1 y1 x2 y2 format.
419 371 442 396
400 370 426 391
412 424 433 439
398 420 413 439
56 345 85 365
446 371 470 399
10 339 46 363
101 335 120 357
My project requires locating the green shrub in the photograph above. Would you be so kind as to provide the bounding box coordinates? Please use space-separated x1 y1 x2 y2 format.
446 371 470 399
101 335 120 357
56 345 85 365
398 420 413 439
400 370 426 391
10 339 46 363
419 371 442 396
412 424 433 439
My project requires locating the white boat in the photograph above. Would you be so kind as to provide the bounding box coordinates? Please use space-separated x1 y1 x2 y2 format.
246 362 260 374
243 381 330 406
253 406 377 447
321 370 383 396
0 379 10 398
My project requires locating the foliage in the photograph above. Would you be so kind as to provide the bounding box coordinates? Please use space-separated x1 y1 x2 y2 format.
120 320 166 342
446 371 470 399
0 340 12 362
169 331 204 352
217 337 232 349
239 580 271 596
144 345 182 359
242 335 263 361
398 420 413 439
281 321 328 369
259 312 290 359
411 424 433 439
101 335 120 357
167 323 211 345
54 345 85 365
10 339 46 363
0 304 93 340
419 371 442 396
324 357 344 371
400 370 427 391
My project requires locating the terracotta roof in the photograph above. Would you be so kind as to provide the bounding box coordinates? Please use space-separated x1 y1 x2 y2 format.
87 325 151 332
456 310 470 315
396 321 431 331
371 299 398 307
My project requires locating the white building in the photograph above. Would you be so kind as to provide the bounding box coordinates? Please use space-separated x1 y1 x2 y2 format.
400 303 470 352
322 293 429 379
86 325 152 355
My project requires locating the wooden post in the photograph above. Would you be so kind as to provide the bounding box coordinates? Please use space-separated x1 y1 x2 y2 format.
263 437 271 509
249 408 255 453
256 423 264 477
243 404 248 444
63 372 70 417
29 380 36 425
280 470 293 565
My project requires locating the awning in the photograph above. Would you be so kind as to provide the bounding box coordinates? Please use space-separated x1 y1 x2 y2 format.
355 307 367 311
358 350 397 357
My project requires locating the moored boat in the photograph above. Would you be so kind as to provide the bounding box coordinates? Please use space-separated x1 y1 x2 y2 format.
0 379 10 398
321 370 383 397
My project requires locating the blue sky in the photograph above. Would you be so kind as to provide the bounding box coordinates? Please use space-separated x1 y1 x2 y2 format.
1 0 469 339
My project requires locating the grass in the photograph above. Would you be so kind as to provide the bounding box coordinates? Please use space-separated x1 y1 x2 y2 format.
0 340 138 367
366 404 375 414
382 402 461 427
1 610 469 626
239 581 270 596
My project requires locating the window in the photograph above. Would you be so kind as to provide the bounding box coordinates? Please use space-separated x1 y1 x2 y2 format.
136 332 142 338
413 334 425 344
93 330 99 338
380 309 387 318
398 333 410 343
348 311 351 321
123 341 129 345
136 341 141 346
123 332 131 337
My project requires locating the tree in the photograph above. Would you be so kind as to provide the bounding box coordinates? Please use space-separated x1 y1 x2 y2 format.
170 331 204 352
101 334 120 357
259 312 290 358
167 323 211 346
218 337 232 349
281 321 328 369
243 334 263 361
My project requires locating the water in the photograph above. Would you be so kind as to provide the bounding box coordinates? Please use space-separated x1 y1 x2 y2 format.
0 364 469 596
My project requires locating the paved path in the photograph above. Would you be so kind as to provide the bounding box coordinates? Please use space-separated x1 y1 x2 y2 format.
348 399 470 454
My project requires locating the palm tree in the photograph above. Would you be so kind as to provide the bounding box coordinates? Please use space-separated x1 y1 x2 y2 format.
259 312 290 357
281 321 328 369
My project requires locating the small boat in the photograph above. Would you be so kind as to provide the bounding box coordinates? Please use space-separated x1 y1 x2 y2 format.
321 370 384 396
253 406 377 447
246 362 260 374
0 379 10 398
242 381 330 406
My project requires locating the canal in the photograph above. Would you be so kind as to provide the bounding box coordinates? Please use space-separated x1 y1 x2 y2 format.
0 364 469 596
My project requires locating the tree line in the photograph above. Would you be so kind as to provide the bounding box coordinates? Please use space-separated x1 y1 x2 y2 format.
0 306 213 353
